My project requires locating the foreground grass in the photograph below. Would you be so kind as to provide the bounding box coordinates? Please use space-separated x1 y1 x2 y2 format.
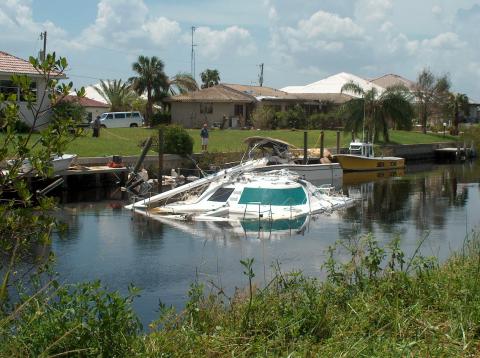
0 128 458 157
3 232 480 357
142 234 480 357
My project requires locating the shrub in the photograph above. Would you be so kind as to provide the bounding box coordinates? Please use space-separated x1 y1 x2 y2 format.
151 111 171 126
308 112 343 130
273 105 307 129
251 106 276 129
156 124 194 156
0 281 142 357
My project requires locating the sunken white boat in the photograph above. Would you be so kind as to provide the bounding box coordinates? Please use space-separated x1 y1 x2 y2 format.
126 159 354 223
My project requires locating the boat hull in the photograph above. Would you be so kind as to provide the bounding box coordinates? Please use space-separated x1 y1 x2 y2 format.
254 163 343 183
334 155 405 171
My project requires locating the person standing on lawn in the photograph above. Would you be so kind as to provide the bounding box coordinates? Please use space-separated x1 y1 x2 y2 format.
92 115 101 138
200 123 209 151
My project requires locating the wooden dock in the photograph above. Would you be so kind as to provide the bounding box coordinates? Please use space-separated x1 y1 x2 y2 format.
434 147 475 162
56 165 129 189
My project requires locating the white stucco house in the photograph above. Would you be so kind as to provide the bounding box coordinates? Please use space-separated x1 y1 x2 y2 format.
62 95 110 122
0 51 66 129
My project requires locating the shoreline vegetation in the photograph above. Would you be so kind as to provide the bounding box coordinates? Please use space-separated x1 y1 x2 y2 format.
2 231 480 356
1 128 460 158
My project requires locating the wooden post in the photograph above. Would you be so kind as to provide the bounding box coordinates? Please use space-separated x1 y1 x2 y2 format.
336 131 340 154
303 131 308 164
158 128 164 193
320 130 324 159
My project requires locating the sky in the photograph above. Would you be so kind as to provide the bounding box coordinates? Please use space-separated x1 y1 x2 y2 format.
1 0 480 99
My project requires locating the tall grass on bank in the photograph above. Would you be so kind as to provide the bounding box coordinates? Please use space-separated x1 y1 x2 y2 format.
2 232 480 356
144 232 480 357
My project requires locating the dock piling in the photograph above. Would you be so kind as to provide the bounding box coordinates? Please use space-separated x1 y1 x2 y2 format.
320 130 324 159
158 128 164 193
303 131 308 164
336 131 340 154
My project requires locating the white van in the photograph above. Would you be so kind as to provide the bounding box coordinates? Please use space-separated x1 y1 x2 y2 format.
98 111 144 128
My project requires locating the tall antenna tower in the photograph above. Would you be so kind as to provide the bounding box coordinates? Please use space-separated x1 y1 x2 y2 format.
258 63 264 87
190 26 196 79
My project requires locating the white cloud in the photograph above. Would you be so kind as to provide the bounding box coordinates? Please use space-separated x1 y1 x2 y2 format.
407 32 465 54
271 10 364 55
297 11 364 40
432 5 442 16
143 17 181 45
0 0 66 42
192 26 256 59
354 0 393 23
74 0 183 50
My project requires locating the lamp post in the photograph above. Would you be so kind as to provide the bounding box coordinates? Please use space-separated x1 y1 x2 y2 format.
443 122 446 137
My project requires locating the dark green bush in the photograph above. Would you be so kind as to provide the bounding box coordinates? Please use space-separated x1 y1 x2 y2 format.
151 111 171 126
156 124 194 156
53 100 87 123
307 112 343 130
0 281 141 357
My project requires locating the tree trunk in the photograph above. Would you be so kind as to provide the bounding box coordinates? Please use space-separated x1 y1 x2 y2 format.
147 88 153 128
421 110 427 134
453 106 459 136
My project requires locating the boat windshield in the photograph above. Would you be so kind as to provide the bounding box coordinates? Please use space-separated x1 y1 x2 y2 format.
207 188 235 202
350 145 363 155
238 187 307 206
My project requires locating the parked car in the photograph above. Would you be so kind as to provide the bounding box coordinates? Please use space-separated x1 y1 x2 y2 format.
98 111 144 128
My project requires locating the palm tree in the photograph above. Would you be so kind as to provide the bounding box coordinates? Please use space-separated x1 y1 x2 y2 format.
169 72 198 95
340 81 414 143
129 55 169 127
94 79 136 112
447 93 469 135
200 69 220 89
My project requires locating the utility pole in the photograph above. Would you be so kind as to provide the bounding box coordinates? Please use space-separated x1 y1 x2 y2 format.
190 26 196 79
40 31 47 61
258 63 264 87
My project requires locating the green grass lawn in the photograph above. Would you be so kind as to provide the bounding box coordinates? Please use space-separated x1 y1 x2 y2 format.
1 127 459 157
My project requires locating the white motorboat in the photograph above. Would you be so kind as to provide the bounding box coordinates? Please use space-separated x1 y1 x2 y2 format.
243 136 342 184
8 154 77 174
127 161 354 223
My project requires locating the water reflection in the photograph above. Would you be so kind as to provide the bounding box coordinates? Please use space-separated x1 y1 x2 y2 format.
50 161 480 326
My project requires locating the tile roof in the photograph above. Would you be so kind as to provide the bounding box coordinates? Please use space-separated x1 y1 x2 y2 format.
0 51 65 78
61 95 110 108
370 74 415 91
164 84 256 103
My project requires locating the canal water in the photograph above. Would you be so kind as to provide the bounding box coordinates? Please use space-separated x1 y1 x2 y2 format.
53 161 480 326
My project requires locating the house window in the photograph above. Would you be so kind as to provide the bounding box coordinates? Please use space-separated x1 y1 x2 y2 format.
0 80 18 99
234 104 244 116
87 112 93 122
0 80 36 102
20 82 37 102
302 104 320 115
200 103 213 114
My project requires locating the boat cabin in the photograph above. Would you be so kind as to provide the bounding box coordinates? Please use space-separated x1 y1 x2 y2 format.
349 141 374 157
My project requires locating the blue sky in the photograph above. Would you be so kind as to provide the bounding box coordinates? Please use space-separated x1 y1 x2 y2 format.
2 0 480 99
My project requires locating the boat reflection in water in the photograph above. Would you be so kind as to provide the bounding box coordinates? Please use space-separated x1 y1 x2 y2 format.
137 213 312 241
343 168 405 186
